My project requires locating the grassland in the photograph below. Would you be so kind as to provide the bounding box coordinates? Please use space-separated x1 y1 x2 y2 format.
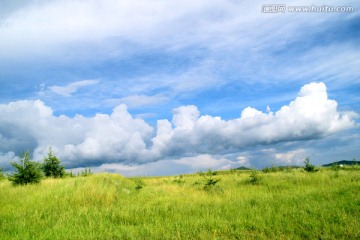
0 167 359 239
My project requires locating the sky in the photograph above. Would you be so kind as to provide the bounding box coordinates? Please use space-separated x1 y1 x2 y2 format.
0 0 359 176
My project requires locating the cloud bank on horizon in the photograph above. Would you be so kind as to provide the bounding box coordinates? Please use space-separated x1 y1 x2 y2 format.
0 0 359 175
0 82 358 174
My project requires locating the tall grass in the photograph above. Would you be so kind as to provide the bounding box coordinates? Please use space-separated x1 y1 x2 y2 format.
0 168 359 239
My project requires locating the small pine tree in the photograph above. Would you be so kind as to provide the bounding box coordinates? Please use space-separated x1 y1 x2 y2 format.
304 157 317 172
79 168 92 177
42 148 65 178
9 151 42 185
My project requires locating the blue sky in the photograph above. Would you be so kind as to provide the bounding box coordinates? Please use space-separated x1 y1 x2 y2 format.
0 0 359 176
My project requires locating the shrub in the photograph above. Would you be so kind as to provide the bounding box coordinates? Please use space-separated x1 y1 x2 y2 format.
134 178 145 190
173 175 185 184
206 169 218 176
9 151 43 185
304 157 317 172
331 163 341 171
79 168 92 177
230 168 237 174
262 165 293 173
204 177 220 187
262 166 280 173
42 148 65 178
203 169 221 191
284 165 293 173
198 169 217 177
65 171 76 178
247 170 262 185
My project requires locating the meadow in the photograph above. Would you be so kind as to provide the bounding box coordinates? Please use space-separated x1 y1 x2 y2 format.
0 167 359 239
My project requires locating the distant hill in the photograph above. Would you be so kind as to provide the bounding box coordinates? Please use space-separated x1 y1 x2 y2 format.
322 160 360 167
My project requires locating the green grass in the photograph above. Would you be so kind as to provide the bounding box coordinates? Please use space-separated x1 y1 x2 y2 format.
0 168 359 239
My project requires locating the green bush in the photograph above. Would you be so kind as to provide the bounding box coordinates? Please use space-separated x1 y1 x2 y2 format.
198 169 218 177
304 157 318 173
263 165 294 173
173 175 185 184
247 170 262 185
9 151 43 185
66 171 76 178
262 166 280 173
331 163 341 171
134 178 145 190
79 168 92 177
42 148 65 178
203 169 221 191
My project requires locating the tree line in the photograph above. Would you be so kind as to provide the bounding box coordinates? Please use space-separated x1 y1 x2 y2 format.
6 148 66 185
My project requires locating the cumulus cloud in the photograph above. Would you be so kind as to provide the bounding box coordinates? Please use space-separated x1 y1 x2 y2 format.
151 82 356 157
0 82 357 171
0 151 18 170
230 147 308 169
0 100 153 168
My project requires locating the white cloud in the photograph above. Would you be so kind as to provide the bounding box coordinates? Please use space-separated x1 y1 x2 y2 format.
275 43 360 86
0 100 153 168
120 59 224 97
236 156 250 167
1 0 358 105
48 79 99 97
232 147 308 169
0 82 357 171
0 0 220 58
151 83 356 157
175 154 239 171
91 154 241 177
274 149 307 166
0 151 18 170
1 0 354 60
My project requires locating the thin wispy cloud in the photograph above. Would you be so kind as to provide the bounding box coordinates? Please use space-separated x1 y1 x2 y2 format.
48 80 99 97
